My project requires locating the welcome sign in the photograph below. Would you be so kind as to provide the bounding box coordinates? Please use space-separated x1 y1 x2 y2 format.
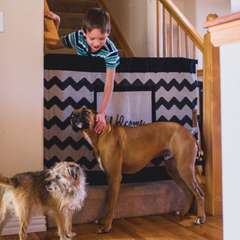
96 87 154 126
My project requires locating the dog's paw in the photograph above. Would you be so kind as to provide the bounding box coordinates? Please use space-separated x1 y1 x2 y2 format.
176 211 188 216
96 225 111 234
94 219 100 225
67 232 77 238
94 218 105 225
194 217 205 225
176 211 181 216
96 219 112 234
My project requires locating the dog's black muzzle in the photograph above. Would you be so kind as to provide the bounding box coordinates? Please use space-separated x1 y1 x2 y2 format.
70 112 90 132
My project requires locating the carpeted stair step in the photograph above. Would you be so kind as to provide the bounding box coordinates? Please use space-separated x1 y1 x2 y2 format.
55 12 84 30
47 0 98 14
46 180 186 228
58 28 80 36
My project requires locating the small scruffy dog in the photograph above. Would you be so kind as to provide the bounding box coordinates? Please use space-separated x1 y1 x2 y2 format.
0 161 86 240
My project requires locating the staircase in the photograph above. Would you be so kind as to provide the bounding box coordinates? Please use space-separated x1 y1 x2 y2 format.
47 180 186 228
45 0 125 56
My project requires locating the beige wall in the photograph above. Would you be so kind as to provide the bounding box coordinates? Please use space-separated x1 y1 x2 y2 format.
105 0 157 57
0 0 44 176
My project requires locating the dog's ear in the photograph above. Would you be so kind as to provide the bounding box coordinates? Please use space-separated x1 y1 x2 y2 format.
44 171 51 180
68 164 79 181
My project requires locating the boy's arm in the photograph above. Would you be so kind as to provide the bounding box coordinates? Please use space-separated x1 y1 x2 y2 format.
94 68 115 134
44 11 65 49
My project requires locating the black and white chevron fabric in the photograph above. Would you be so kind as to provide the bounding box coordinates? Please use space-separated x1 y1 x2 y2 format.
44 55 198 185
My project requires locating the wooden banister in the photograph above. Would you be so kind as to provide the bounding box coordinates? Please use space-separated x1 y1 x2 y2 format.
44 0 59 45
97 0 135 57
202 12 240 216
203 12 240 47
159 0 204 53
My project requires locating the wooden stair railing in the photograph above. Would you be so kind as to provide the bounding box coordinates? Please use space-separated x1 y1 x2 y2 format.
97 0 135 57
44 0 59 45
200 12 240 216
157 0 204 61
157 0 222 217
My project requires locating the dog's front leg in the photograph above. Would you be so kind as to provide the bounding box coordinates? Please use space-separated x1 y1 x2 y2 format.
55 211 69 240
19 214 31 240
65 209 76 238
96 170 122 233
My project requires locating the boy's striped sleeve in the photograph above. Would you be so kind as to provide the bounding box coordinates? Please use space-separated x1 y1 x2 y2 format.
105 51 120 69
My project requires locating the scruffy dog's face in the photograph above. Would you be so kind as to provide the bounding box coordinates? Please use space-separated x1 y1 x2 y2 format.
45 162 85 196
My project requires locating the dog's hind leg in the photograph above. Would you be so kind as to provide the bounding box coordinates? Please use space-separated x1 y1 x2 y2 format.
178 168 205 224
169 137 205 224
164 158 194 216
172 149 205 224
65 209 76 238
0 190 15 236
0 203 12 236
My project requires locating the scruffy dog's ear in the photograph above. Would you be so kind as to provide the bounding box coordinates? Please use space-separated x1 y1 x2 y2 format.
68 165 79 181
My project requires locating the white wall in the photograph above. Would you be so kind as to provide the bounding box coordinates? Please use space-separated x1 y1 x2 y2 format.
231 0 240 13
220 41 240 240
0 0 44 176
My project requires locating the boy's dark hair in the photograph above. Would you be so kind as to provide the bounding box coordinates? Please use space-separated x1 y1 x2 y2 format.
82 8 111 34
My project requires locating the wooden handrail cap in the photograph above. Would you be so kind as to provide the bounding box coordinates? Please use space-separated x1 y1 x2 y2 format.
206 13 218 21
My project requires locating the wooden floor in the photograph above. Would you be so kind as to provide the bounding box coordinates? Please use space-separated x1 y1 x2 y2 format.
1 213 222 240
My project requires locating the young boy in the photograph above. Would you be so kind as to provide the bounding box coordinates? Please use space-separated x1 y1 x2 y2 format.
44 8 120 134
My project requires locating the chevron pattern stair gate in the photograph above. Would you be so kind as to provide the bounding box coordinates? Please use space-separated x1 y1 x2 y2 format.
44 54 199 185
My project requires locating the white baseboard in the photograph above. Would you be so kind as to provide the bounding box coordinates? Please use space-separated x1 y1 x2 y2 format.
1 215 47 236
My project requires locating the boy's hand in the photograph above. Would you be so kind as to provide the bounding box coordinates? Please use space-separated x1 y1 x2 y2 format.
44 11 59 22
94 113 106 134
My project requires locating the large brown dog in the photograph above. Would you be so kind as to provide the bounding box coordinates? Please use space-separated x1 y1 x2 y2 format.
0 162 86 240
70 108 205 233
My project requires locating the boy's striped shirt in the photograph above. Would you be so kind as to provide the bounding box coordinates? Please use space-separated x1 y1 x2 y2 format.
62 30 120 69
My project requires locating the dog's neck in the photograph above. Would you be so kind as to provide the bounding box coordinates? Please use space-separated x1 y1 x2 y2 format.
81 130 94 147
80 123 111 149
80 127 99 149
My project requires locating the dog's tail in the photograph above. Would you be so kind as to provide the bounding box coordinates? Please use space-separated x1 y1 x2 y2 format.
0 173 15 188
194 138 204 161
194 138 205 184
